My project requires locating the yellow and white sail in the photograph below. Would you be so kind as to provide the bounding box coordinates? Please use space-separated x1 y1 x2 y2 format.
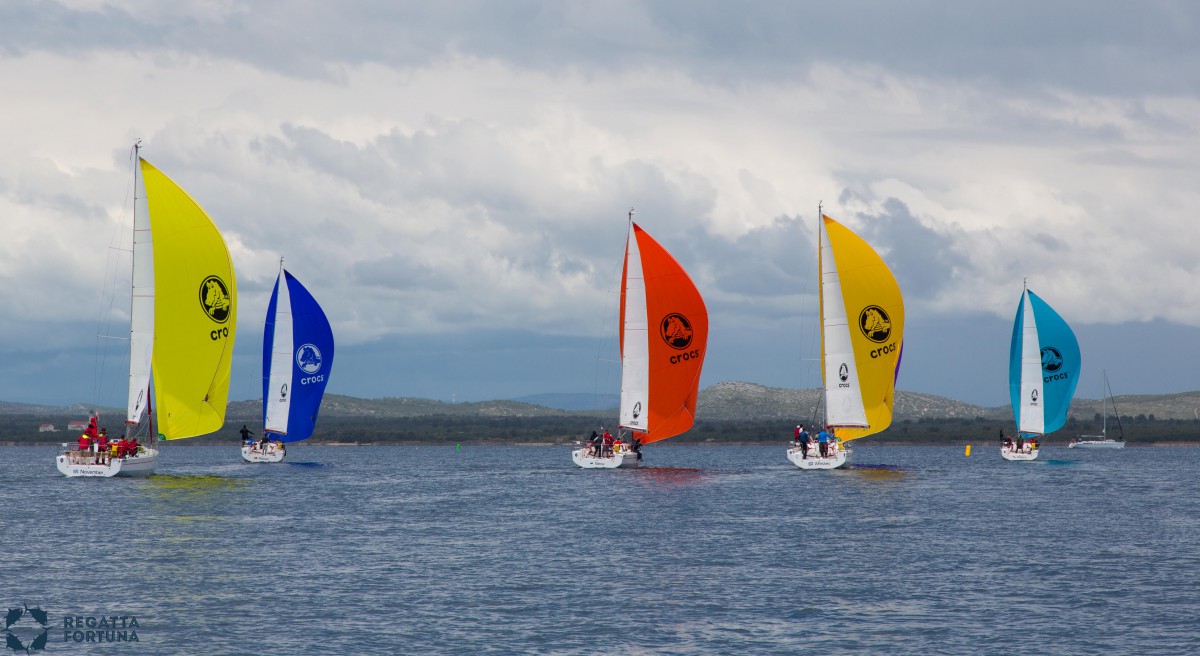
139 159 237 439
820 215 904 442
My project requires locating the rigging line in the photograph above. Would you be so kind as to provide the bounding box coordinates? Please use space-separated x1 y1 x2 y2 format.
805 204 824 425
589 211 631 430
92 143 141 410
1106 372 1125 438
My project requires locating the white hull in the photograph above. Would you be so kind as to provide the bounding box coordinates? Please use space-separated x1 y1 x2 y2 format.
56 448 158 478
572 447 639 468
1069 440 1125 449
1001 446 1039 461
787 445 848 470
241 444 286 463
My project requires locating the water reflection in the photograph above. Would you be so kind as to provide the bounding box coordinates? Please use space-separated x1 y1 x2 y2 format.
839 463 910 492
844 464 908 481
135 475 257 584
139 474 251 519
143 474 249 495
631 467 712 489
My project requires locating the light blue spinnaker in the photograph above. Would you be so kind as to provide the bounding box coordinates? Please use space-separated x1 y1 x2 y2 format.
1008 288 1080 437
263 269 335 443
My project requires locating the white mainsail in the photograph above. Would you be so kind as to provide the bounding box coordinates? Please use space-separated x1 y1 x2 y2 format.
264 272 295 434
619 229 650 432
126 163 155 430
1018 291 1045 435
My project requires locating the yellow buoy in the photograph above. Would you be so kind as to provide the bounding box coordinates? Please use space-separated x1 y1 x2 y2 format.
964 444 972 457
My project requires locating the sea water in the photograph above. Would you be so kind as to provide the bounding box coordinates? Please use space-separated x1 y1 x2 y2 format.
2 444 1197 655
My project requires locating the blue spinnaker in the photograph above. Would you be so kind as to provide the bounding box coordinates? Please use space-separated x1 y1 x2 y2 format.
262 270 335 443
1008 289 1080 436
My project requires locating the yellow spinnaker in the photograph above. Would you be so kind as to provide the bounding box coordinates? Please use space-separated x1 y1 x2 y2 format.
140 159 237 439
824 216 904 441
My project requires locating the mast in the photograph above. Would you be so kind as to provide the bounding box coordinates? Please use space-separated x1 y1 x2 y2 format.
1020 278 1026 436
1105 370 1125 440
125 140 142 440
147 381 154 441
1101 370 1107 438
626 207 633 440
1017 278 1042 437
1025 279 1031 437
817 201 826 431
264 257 289 436
618 207 636 440
265 256 287 436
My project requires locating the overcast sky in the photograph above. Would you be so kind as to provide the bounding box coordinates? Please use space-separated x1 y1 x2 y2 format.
3 1 1199 409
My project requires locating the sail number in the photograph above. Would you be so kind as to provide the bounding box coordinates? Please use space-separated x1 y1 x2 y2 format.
209 327 230 341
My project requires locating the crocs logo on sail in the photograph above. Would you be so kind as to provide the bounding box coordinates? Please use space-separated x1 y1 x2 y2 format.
858 305 892 343
1041 346 1063 372
198 276 231 323
660 313 693 349
662 313 701 364
1030 389 1039 404
838 363 850 387
632 402 642 419
1042 345 1070 383
296 344 322 374
296 344 324 384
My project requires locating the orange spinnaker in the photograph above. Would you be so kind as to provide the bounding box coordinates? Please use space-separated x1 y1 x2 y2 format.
621 223 708 444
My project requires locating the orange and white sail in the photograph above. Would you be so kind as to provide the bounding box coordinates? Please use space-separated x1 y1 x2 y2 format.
618 223 708 444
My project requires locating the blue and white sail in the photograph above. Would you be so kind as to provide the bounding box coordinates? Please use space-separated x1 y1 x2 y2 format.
263 268 334 442
1008 287 1080 437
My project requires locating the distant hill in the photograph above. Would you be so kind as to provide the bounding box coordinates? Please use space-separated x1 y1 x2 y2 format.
1065 390 1200 422
698 381 1200 423
510 393 620 411
225 394 582 421
697 381 998 422
0 401 119 417
11 383 1200 423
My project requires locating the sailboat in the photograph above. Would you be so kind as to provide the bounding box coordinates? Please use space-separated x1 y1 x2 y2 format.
242 264 335 462
1070 370 1125 448
787 213 905 470
1003 284 1079 461
57 145 237 477
572 214 708 468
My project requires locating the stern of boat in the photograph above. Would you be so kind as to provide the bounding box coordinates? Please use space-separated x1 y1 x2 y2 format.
1000 447 1039 461
787 446 848 470
241 445 287 463
571 448 638 469
56 448 156 478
